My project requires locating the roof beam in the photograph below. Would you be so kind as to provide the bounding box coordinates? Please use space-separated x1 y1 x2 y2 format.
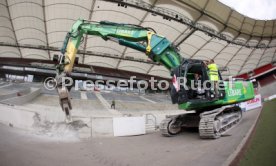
212 38 236 60
190 9 233 60
172 27 191 44
146 64 155 74
237 43 262 74
225 19 255 70
82 0 97 64
189 36 212 59
175 29 196 47
270 47 276 63
190 26 227 59
236 20 260 73
213 17 246 60
0 42 159 65
174 0 226 27
225 10 234 25
174 0 209 47
116 0 158 69
271 21 276 63
0 57 169 81
174 0 263 39
42 0 51 59
147 1 210 74
250 20 256 37
255 43 273 69
104 0 275 48
172 27 190 45
5 0 22 58
249 21 272 68
224 37 252 69
208 10 233 60
181 10 233 59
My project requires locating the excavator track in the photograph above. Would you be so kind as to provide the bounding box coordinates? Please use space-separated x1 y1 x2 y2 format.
199 105 242 139
160 116 181 136
160 113 199 137
159 118 171 136
160 105 242 139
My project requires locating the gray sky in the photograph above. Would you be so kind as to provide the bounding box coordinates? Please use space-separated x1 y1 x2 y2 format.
219 0 276 20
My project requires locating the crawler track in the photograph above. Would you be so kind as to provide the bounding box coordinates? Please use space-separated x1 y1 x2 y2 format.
160 105 242 139
199 106 242 139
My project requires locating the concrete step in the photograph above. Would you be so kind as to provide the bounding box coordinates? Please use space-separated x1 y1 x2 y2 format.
0 86 31 101
145 124 157 131
0 83 12 89
139 96 156 103
1 87 41 105
94 92 121 115
80 91 88 100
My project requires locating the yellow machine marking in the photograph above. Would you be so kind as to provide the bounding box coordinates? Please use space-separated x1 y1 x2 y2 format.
228 99 237 103
243 87 247 94
146 31 155 54
64 41 77 73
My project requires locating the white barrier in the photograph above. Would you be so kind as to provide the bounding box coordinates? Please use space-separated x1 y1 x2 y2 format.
240 94 262 111
268 95 276 100
91 117 114 137
113 117 145 136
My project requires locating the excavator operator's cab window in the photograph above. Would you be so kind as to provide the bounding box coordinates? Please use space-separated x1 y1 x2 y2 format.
170 59 226 104
184 62 209 100
186 61 225 101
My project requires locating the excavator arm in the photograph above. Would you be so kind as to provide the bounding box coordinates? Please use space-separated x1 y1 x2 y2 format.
55 19 182 121
58 19 181 73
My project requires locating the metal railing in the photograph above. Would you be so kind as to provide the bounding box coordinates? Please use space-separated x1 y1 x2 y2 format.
145 113 157 130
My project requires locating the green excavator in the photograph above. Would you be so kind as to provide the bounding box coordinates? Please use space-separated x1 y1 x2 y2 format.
54 19 255 139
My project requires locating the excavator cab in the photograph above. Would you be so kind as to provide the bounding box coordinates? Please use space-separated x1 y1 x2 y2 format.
170 59 225 104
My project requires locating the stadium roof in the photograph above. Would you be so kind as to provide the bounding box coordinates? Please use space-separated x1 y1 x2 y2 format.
0 0 275 78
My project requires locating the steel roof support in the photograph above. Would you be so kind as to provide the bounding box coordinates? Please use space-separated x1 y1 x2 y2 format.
241 21 267 73
224 37 252 70
0 42 159 65
271 21 276 63
82 0 97 64
212 17 246 61
116 0 158 70
104 0 275 48
175 29 196 48
237 43 262 74
192 10 233 60
5 0 22 58
174 0 209 47
190 27 227 59
225 19 256 72
271 48 276 63
42 0 51 59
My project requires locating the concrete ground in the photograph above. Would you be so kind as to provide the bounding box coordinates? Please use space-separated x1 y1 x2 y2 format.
0 108 260 166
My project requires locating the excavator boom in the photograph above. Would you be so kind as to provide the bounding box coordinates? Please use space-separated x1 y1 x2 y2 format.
58 19 181 74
